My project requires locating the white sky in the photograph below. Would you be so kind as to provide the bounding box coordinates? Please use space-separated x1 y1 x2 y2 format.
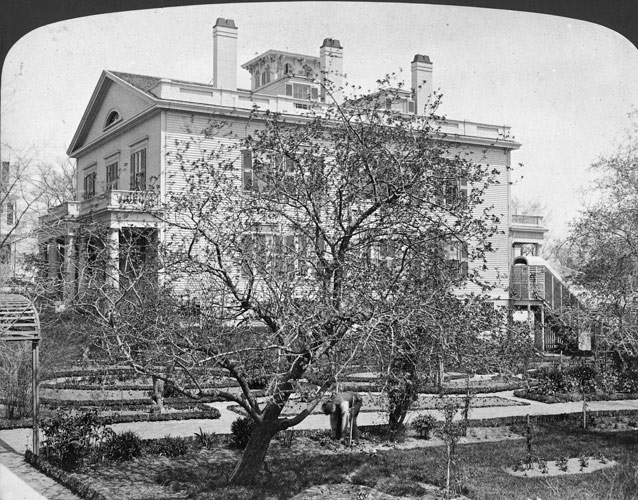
2 2 637 238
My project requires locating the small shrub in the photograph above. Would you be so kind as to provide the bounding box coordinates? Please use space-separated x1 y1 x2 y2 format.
556 455 569 472
194 427 216 449
231 417 256 449
247 375 269 390
40 409 112 471
579 454 589 470
102 430 143 462
537 458 548 474
593 450 607 464
410 414 437 439
148 436 189 457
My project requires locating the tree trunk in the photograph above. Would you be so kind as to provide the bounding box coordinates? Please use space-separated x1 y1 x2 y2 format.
152 375 164 413
229 408 282 485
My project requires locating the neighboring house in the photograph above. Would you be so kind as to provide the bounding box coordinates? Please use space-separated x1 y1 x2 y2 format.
42 18 544 326
0 160 37 284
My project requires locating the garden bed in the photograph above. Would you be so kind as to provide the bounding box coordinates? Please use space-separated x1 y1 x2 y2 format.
513 389 638 404
227 394 528 417
26 420 638 500
284 394 528 416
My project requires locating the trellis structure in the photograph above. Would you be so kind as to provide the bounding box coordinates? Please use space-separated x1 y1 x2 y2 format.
0 293 41 455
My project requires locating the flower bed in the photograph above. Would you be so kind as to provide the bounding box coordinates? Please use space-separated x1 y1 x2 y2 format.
513 389 638 404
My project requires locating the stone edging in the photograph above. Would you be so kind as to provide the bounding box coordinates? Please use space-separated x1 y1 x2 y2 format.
24 450 107 500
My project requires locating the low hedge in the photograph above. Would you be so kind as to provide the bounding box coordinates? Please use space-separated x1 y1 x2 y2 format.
1 407 220 430
41 380 240 391
42 366 230 382
467 408 638 428
25 449 108 500
41 395 225 408
513 389 638 404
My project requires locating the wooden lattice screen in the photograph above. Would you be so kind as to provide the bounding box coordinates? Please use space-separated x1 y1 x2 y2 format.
0 293 40 341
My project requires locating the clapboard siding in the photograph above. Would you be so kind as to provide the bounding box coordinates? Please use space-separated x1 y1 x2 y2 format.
162 109 514 300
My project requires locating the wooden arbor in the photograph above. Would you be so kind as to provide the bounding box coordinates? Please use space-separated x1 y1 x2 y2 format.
0 293 41 455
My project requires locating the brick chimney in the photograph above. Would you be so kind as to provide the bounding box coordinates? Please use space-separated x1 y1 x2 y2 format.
320 38 344 103
411 54 433 115
213 18 238 90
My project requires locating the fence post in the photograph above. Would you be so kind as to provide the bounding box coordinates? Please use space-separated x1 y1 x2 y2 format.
32 339 40 456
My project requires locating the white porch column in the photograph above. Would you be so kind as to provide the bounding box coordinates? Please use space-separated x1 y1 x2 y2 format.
63 233 76 303
105 228 120 290
46 241 57 280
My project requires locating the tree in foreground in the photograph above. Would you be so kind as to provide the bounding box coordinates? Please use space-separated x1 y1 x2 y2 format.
561 112 638 362
69 82 505 485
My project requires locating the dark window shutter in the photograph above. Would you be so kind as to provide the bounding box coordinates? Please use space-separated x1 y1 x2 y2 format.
140 149 146 190
7 202 14 225
243 169 252 191
285 84 293 96
130 154 136 189
408 101 415 113
461 261 469 278
311 88 318 100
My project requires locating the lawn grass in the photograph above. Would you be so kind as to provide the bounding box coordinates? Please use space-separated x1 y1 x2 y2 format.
72 421 638 500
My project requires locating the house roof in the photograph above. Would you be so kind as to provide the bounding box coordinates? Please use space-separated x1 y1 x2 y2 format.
110 71 163 96
69 69 521 156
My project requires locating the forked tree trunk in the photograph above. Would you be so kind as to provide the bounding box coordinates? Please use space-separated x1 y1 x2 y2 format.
229 406 282 485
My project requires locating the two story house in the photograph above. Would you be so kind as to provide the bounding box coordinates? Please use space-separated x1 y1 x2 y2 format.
41 18 539 326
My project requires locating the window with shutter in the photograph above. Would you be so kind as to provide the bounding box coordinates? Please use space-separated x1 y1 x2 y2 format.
293 84 310 100
130 148 147 191
285 84 293 96
106 161 119 191
83 171 96 200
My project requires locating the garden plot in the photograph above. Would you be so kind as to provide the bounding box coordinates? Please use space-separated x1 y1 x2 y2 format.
505 456 618 477
278 393 528 416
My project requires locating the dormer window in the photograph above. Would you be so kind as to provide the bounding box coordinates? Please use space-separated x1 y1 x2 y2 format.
104 110 121 129
283 63 292 75
261 71 271 87
285 83 319 101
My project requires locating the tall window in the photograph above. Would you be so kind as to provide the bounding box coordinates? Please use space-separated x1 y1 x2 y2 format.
445 241 469 278
438 177 468 206
106 161 119 191
83 171 96 199
0 244 11 265
130 148 146 191
261 70 270 86
242 150 282 194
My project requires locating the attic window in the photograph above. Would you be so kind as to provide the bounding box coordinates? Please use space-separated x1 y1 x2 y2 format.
104 110 121 129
